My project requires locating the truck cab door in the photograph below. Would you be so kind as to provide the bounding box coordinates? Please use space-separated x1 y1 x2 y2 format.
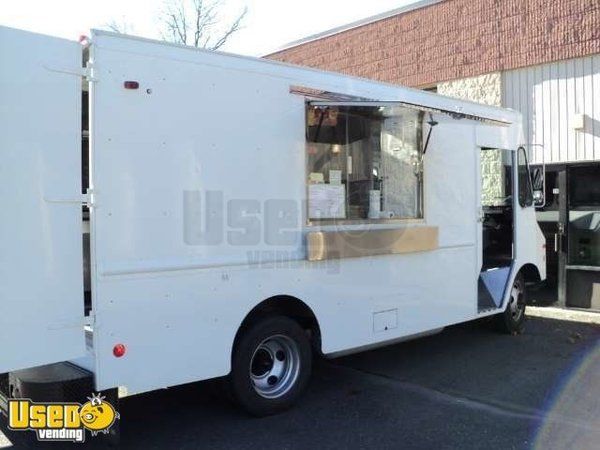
0 27 86 372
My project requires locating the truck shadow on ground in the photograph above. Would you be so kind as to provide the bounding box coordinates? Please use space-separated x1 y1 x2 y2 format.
1 317 598 450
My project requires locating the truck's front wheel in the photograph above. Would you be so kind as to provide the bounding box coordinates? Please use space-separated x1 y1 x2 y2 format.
230 316 312 416
496 273 527 334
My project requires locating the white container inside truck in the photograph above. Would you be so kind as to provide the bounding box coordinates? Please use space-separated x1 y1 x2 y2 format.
0 25 546 418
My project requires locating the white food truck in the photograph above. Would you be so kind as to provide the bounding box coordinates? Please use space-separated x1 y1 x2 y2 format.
0 26 545 421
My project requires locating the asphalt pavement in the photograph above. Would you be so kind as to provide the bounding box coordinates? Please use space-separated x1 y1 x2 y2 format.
1 314 598 450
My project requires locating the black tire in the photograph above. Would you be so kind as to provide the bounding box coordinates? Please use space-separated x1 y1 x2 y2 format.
495 273 527 334
230 315 312 416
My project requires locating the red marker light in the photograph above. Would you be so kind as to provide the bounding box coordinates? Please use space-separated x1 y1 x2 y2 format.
113 344 126 358
124 81 139 90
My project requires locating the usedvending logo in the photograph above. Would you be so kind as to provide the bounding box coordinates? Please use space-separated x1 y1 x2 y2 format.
8 393 119 443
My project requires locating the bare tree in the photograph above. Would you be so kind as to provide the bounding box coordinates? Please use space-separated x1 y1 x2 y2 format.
161 0 247 50
105 17 135 35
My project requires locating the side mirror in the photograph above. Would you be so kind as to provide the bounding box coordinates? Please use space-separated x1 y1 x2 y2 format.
531 167 545 208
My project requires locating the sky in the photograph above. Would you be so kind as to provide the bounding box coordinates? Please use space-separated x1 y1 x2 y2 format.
0 0 420 56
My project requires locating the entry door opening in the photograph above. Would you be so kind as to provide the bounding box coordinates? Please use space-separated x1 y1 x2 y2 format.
478 148 515 312
566 164 600 310
532 167 563 305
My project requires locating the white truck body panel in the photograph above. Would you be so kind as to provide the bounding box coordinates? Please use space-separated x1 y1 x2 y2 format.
0 27 85 372
0 27 545 395
87 32 544 393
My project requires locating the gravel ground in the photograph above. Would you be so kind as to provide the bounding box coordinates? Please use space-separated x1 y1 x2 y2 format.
1 314 599 450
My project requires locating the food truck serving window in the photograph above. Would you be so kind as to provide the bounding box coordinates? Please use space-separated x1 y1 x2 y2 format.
306 104 424 223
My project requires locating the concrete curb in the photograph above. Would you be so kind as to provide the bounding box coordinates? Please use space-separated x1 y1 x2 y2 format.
527 306 600 325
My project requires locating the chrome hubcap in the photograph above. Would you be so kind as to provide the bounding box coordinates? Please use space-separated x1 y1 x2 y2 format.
509 279 525 322
250 335 300 399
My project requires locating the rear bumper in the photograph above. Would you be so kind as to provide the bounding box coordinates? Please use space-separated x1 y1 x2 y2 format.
0 363 94 417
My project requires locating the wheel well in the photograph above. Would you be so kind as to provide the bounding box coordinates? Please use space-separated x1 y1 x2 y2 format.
519 263 542 284
234 296 322 353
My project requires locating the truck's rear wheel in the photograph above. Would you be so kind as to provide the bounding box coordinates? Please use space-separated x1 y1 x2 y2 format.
230 316 312 416
496 273 527 334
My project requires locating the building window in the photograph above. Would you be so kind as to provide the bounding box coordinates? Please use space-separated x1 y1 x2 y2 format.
306 105 423 222
568 165 600 267
569 165 600 208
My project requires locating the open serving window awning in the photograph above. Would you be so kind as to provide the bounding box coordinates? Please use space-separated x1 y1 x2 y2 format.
308 100 512 127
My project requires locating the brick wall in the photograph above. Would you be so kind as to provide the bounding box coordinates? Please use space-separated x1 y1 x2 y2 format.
267 0 600 87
